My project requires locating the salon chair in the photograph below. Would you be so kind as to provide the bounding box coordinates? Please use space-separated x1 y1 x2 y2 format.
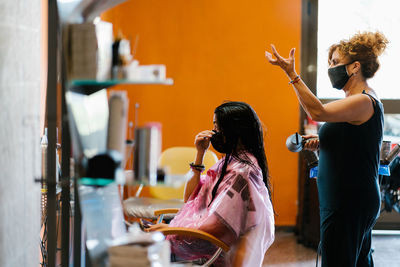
153 209 262 267
150 208 229 267
123 147 218 223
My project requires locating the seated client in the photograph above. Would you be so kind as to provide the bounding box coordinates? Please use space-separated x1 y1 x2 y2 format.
147 101 275 266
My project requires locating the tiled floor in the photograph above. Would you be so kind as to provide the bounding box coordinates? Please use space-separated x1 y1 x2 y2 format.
263 229 400 267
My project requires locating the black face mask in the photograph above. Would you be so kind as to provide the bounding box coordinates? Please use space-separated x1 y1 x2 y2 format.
327 63 354 90
210 131 231 154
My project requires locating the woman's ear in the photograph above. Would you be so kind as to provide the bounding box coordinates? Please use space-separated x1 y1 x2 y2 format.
352 61 362 75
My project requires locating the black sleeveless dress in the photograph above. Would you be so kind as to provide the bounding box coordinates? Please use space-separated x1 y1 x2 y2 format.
317 91 383 267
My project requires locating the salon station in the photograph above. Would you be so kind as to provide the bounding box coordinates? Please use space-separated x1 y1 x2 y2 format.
2 0 400 267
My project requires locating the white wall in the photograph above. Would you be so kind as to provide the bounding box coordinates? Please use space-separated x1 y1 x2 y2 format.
0 0 41 266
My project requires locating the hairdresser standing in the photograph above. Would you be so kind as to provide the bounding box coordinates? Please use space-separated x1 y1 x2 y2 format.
265 32 388 267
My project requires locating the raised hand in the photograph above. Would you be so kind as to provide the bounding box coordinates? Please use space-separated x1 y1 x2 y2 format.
265 44 297 78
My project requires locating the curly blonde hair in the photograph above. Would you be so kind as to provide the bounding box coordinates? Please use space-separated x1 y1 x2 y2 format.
328 31 389 78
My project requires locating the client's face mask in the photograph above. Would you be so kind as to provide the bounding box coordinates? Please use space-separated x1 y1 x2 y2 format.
327 63 354 90
210 131 231 154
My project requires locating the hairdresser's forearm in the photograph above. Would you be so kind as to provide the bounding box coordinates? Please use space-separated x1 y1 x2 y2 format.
287 72 325 121
183 150 205 202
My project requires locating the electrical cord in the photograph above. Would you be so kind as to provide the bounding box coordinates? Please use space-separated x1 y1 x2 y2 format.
40 194 72 267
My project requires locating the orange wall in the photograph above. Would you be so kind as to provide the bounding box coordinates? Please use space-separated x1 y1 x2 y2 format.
103 0 301 226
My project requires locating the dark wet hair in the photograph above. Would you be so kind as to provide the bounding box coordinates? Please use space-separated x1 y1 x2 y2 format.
209 101 272 206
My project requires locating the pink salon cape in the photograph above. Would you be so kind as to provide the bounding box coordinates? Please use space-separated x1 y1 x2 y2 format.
167 153 275 266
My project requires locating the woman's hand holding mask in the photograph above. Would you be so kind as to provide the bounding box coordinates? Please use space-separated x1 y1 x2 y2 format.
195 130 214 153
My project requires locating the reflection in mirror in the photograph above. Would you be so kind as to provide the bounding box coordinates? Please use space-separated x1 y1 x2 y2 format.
66 89 109 159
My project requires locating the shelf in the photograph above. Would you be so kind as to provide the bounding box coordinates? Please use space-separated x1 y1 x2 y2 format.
68 78 174 95
79 177 114 187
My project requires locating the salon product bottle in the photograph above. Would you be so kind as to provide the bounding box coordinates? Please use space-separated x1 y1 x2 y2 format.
107 91 128 159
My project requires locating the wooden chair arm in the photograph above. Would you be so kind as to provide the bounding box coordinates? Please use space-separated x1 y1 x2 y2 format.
157 227 230 252
154 208 180 216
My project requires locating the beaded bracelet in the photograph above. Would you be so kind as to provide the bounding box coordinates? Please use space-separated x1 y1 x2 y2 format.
288 75 300 85
189 162 205 172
